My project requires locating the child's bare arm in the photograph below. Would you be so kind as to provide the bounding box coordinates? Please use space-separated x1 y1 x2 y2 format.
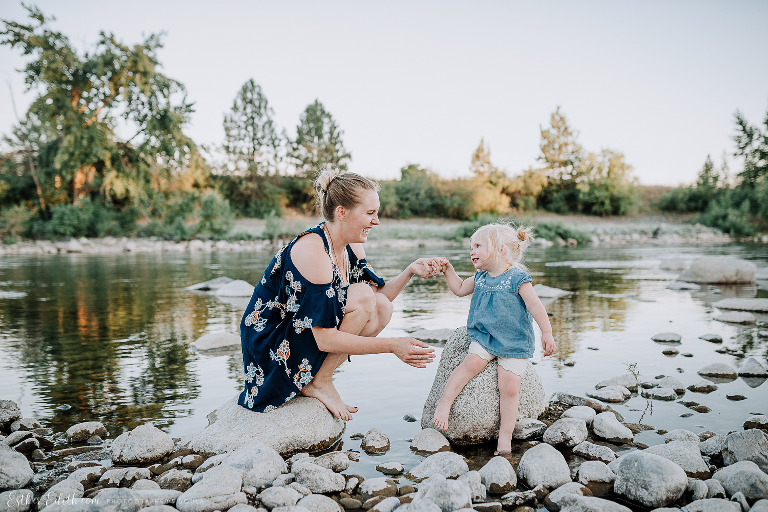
519 282 555 356
441 259 475 297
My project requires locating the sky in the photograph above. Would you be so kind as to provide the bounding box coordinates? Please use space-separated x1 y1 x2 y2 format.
1 1 767 186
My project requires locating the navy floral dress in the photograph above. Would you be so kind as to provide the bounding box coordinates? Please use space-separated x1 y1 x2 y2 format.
238 223 385 412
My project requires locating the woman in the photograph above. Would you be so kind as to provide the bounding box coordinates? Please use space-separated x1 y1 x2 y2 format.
239 169 440 421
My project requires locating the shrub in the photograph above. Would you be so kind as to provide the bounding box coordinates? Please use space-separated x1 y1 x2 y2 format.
0 204 34 239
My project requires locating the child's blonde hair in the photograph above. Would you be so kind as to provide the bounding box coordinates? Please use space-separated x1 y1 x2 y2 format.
472 223 534 270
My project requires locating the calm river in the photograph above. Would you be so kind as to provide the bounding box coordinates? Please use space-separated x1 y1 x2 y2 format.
1 239 766 477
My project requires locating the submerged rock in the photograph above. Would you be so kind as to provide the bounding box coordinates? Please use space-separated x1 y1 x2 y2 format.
192 331 240 351
595 374 639 391
651 332 682 343
739 357 768 377
712 298 768 312
721 429 768 472
714 311 756 324
421 327 546 445
697 363 737 379
679 256 756 284
186 396 345 456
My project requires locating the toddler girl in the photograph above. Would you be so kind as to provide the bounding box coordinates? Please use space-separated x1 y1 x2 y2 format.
432 223 555 455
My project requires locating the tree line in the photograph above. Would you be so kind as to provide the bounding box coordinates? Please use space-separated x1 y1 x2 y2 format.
0 7 764 241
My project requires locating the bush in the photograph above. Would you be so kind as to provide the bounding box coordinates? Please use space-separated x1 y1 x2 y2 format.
195 192 234 237
24 198 138 239
654 186 712 213
0 204 34 239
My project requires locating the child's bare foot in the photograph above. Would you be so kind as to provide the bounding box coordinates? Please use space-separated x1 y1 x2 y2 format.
432 398 451 431
495 438 512 455
301 381 354 421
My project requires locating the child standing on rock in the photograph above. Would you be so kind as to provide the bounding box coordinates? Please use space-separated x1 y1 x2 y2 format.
432 223 555 455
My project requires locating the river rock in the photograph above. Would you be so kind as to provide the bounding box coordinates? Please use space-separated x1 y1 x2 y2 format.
421 327 546 444
544 482 588 512
687 478 709 501
652 332 682 343
176 464 247 512
613 451 687 508
572 441 617 463
548 392 613 413
713 298 768 312
361 428 390 454
562 406 597 426
714 311 756 324
221 442 287 489
65 422 108 443
679 256 756 284
533 284 571 298
587 386 631 403
739 357 768 377
0 489 34 512
517 442 571 490
38 480 85 509
645 441 710 478
722 429 768 472
664 429 699 444
697 363 737 379
0 401 22 430
192 331 240 351
688 380 718 393
592 412 633 443
184 277 233 292
186 396 344 456
683 498 740 512
410 474 473 512
499 485 547 508
258 486 303 508
745 414 768 430
90 488 144 511
297 493 342 512
213 280 254 297
577 460 616 486
410 428 450 453
110 424 174 465
712 460 768 501
359 477 397 500
9 418 41 432
158 469 193 492
642 387 678 401
457 470 486 502
657 376 685 393
596 373 639 391
704 478 727 499
68 465 105 489
375 462 403 475
131 479 160 490
312 451 349 473
513 418 547 440
699 333 723 343
0 445 33 490
406 451 469 482
556 494 632 512
543 417 588 447
478 456 517 494
293 462 345 493
752 500 768 512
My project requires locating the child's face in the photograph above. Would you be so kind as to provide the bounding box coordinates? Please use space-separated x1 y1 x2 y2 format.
470 235 495 271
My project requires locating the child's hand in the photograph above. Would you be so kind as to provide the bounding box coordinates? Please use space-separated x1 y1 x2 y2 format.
541 333 555 357
435 257 451 273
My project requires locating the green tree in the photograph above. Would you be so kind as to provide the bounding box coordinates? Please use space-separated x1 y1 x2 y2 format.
289 99 351 177
733 108 768 187
538 106 584 185
1 5 203 212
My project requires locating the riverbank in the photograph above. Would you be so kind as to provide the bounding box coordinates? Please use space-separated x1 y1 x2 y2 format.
0 214 745 256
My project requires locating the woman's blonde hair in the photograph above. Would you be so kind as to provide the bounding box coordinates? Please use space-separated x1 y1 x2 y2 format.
472 222 534 270
314 169 379 221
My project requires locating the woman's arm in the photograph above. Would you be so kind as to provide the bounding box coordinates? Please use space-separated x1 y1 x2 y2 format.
442 260 475 297
350 243 441 302
519 282 555 356
312 327 435 368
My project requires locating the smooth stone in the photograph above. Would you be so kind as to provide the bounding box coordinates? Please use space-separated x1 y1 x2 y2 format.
517 442 571 490
750 500 768 512
186 396 345 456
679 256 756 284
133 489 182 507
90 488 144 511
213 280 254 297
9 418 41 432
739 357 768 377
712 298 768 312
664 429 699 444
713 461 768 501
296 494 342 512
65 422 108 443
359 477 398 501
368 496 400 512
409 474 473 512
293 462 345 493
405 451 469 482
499 485 547 508
645 441 711 478
586 386 631 403
577 460 616 485
131 479 161 490
613 451 688 508
68 466 106 489
543 417 588 448
688 380 718 393
700 434 726 457
548 392 614 413
544 482 588 512
221 441 287 489
158 469 193 492
258 486 303 508
0 445 34 490
533 284 571 298
312 451 349 472
744 414 768 430
705 478 727 499
683 498 740 512
361 428 390 454
175 464 247 512
592 412 634 443
110 424 174 465
478 456 517 495
513 418 547 440
657 376 685 393
721 429 768 472
714 311 756 324
191 331 240 351
421 328 545 445
697 363 738 379
642 387 678 401
0 401 22 431
556 494 632 512
410 428 450 453
375 462 404 475
699 334 723 343
572 441 617 463
596 374 639 391
184 277 233 292
562 406 597 426
652 332 682 343
0 489 34 512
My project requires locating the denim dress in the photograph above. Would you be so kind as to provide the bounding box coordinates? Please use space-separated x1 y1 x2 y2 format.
467 268 534 359
238 224 384 412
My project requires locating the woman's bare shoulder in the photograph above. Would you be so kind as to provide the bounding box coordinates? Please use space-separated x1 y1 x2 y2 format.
349 242 366 259
292 233 333 284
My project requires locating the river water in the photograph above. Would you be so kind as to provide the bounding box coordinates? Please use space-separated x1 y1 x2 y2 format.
1 240 766 478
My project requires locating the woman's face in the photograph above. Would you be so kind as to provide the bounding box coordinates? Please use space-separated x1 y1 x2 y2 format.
340 188 380 243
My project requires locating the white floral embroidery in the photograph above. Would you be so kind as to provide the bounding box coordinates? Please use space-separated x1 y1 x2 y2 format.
264 405 276 412
270 339 291 375
326 287 335 298
270 246 286 275
284 391 296 403
245 363 264 386
293 358 313 390
293 316 313 333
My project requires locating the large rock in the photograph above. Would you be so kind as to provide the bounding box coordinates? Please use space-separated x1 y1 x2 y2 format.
555 494 631 512
176 464 247 512
478 456 517 495
715 311 756 324
721 429 768 473
0 445 33 490
613 451 687 508
220 442 287 489
214 280 254 297
543 418 588 448
405 451 469 482
110 424 174 465
739 357 768 377
680 499 739 512
410 428 450 454
192 331 240 351
586 386 630 403
562 406 597 426
645 441 710 478
679 257 756 284
410 474 473 512
421 328 546 444
91 488 143 512
591 412 633 443
572 441 617 463
66 422 108 443
516 442 571 490
186 396 344 456
713 298 768 312
712 461 768 501
0 489 34 512
293 462 345 494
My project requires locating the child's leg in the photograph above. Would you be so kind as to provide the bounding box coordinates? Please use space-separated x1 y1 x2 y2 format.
432 353 489 431
496 364 523 454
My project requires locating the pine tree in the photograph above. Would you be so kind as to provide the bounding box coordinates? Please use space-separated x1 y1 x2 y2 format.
289 100 350 177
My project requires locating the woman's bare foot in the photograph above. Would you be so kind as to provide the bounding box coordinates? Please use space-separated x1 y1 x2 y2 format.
301 380 353 421
432 397 452 431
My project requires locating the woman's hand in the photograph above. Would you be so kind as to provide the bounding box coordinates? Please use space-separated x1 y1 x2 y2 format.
409 257 447 278
393 337 436 368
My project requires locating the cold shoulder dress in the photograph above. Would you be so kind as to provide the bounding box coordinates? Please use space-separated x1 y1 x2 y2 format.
238 223 385 412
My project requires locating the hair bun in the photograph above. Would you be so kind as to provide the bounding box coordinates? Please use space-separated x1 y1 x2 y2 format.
315 169 344 194
517 228 528 242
